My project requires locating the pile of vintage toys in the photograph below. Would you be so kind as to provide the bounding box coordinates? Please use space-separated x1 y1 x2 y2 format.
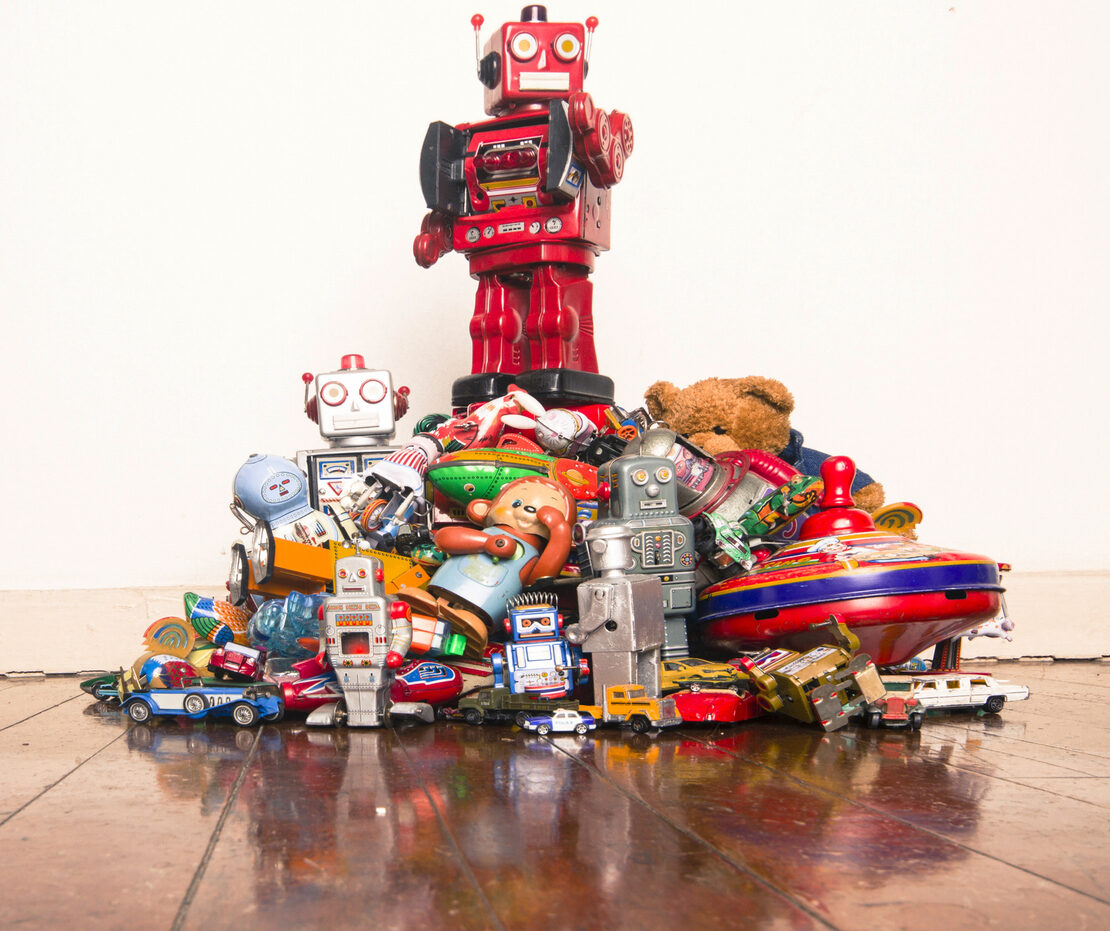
80 6 1029 735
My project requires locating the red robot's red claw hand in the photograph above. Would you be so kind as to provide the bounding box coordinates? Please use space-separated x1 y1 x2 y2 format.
385 651 405 669
567 92 632 189
414 211 454 268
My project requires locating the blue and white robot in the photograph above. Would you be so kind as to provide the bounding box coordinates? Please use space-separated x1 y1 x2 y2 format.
492 594 589 700
231 453 341 546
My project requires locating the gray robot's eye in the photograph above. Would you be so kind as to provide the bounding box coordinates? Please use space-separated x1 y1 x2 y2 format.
320 381 347 406
631 469 649 486
655 467 672 483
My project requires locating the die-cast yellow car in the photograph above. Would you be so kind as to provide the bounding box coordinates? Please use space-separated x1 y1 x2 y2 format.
661 657 748 693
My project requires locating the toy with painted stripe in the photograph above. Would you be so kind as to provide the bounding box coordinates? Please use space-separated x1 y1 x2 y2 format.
184 592 250 646
695 457 1006 667
426 445 598 506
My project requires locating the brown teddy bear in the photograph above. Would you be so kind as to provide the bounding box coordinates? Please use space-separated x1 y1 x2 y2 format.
643 376 885 513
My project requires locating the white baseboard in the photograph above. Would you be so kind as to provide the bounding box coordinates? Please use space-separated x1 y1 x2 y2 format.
2 571 1107 675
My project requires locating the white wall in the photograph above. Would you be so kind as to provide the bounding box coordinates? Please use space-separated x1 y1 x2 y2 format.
1 2 1107 665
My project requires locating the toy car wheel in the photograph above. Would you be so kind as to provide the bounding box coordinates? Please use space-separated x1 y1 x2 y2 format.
536 722 551 735
183 694 208 715
515 711 530 728
629 715 651 734
574 723 589 735
228 543 249 606
463 708 483 725
264 707 285 723
126 700 152 724
359 498 390 532
984 695 1006 714
909 712 924 730
231 702 259 727
867 710 883 729
757 693 784 713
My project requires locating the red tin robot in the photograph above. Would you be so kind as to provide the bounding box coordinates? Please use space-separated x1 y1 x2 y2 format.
414 6 633 408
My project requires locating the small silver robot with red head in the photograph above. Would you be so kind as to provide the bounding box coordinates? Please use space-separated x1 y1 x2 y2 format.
320 542 413 727
414 6 633 408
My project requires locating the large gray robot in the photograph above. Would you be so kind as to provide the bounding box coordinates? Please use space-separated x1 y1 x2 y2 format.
565 523 666 698
590 455 697 658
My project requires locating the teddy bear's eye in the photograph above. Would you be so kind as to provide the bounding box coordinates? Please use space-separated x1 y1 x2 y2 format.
712 426 728 435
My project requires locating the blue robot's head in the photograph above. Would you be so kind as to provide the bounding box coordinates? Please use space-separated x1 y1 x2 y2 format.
232 454 313 527
504 600 562 641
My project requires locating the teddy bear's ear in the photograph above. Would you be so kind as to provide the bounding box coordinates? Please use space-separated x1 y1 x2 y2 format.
644 381 679 420
722 376 795 415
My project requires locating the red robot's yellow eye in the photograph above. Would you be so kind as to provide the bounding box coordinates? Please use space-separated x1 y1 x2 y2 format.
320 381 348 406
509 31 538 61
552 32 581 62
359 378 387 403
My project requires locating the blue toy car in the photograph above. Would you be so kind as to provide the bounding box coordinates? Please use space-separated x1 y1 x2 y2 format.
521 708 597 736
120 677 283 727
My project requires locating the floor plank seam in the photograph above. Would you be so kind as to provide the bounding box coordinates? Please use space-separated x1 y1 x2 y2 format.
0 728 127 828
544 735 843 931
0 694 83 732
393 726 506 931
171 726 261 931
686 730 1110 909
925 721 1110 766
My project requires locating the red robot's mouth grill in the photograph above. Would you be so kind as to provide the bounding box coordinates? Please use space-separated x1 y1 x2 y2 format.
519 71 570 92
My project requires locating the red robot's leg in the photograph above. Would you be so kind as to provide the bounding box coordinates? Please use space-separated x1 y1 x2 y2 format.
469 271 530 375
526 264 598 373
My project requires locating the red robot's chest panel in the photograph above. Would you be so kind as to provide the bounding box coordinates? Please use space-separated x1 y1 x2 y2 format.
452 116 611 256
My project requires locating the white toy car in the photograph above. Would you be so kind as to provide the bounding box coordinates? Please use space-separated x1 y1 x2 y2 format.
521 708 597 736
884 673 1029 714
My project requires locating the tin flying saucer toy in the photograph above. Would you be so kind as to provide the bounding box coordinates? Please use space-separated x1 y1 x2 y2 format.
694 457 1005 667
425 444 598 523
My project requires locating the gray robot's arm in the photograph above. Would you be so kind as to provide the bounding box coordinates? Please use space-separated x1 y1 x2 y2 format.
565 585 614 645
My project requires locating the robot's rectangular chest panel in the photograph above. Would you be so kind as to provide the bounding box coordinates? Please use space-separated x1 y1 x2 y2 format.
297 448 397 512
632 529 683 568
334 610 380 627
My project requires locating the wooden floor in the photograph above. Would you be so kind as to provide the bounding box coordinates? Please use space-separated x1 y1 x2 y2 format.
1 661 1108 929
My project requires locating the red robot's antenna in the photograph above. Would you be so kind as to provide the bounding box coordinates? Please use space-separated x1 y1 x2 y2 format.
585 16 597 70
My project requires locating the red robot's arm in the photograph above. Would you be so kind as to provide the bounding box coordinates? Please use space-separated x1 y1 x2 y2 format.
566 92 634 188
414 211 454 268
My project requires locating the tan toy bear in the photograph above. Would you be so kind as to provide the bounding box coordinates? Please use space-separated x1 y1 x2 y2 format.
396 476 576 655
643 376 885 513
